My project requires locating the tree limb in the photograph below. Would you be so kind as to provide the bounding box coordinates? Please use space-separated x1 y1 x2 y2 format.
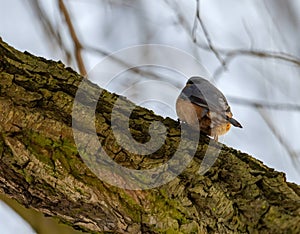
0 38 299 233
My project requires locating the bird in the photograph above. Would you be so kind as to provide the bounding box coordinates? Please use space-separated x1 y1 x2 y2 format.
176 76 242 141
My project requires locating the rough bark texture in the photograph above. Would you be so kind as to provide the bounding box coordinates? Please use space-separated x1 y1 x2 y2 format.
0 38 299 234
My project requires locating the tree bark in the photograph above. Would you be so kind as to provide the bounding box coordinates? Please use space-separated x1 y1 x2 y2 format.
0 38 299 234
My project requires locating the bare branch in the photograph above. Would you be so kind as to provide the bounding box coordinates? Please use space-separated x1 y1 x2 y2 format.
193 0 226 67
257 108 300 170
84 45 174 83
26 0 72 64
262 0 289 49
164 0 300 78
58 0 87 76
242 19 255 49
213 48 300 79
229 95 300 171
224 49 300 66
228 96 300 112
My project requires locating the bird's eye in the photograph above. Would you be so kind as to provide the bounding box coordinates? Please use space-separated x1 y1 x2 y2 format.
187 80 194 85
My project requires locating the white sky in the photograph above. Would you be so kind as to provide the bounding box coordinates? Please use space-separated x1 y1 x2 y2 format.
0 201 36 234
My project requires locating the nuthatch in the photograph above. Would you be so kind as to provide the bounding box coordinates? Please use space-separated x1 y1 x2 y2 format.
176 76 242 141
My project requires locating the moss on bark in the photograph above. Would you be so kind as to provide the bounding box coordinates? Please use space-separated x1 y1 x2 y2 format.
0 38 299 233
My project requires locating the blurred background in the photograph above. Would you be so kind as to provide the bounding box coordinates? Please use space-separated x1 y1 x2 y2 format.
1 0 299 233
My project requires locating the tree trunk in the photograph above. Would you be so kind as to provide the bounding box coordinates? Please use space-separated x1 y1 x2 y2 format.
0 38 299 234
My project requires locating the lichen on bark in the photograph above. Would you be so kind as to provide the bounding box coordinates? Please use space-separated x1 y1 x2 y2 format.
0 38 299 233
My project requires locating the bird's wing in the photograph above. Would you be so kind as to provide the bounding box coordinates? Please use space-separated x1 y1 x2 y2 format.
181 84 227 114
180 81 243 128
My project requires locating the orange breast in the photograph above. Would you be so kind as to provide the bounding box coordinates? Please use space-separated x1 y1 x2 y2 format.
176 99 203 127
176 99 231 138
176 99 211 135
211 122 231 137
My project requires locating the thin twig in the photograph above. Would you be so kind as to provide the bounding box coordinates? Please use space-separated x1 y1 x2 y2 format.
242 19 255 49
228 96 300 112
225 49 300 66
26 0 72 64
191 1 199 41
165 0 300 76
262 0 288 49
257 108 300 170
58 0 87 76
213 48 300 79
193 0 226 67
84 45 173 83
